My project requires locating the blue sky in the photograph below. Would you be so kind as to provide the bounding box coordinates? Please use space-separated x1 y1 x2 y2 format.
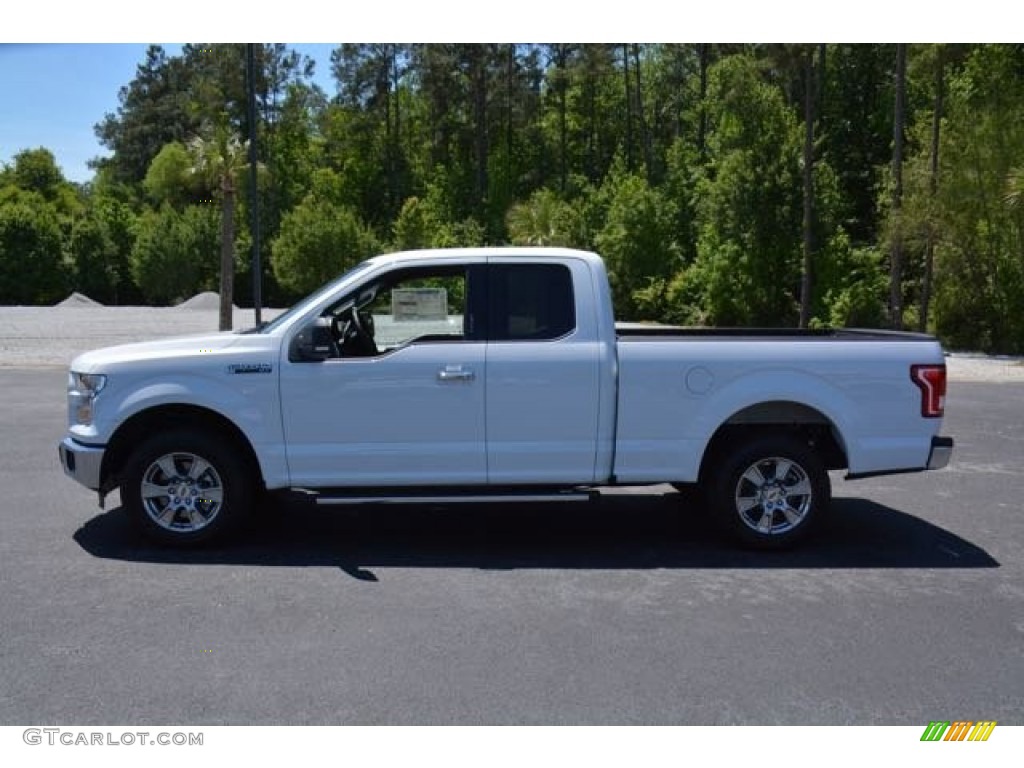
0 43 336 184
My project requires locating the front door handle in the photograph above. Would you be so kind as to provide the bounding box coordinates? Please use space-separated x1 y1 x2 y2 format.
437 367 475 382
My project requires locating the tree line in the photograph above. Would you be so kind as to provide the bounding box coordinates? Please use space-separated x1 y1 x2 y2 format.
1 43 1022 352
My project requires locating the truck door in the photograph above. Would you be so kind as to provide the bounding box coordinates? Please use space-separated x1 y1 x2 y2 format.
484 260 602 484
280 263 488 488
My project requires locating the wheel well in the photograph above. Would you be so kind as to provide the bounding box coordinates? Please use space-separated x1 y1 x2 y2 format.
698 401 848 483
100 405 263 493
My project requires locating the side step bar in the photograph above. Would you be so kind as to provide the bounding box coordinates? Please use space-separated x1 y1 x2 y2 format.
308 489 595 506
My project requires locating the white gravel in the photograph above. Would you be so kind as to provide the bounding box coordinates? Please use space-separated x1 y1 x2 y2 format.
1 305 1022 382
0 305 283 367
944 353 1024 382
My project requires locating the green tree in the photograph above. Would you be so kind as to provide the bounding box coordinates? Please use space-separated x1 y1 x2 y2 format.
89 196 139 304
594 166 680 318
332 44 409 220
690 55 802 326
506 188 583 247
143 142 194 206
11 148 65 199
130 204 218 304
929 45 1024 352
95 46 199 184
392 197 431 251
0 197 67 304
188 127 250 330
67 213 117 304
271 196 380 296
818 45 896 247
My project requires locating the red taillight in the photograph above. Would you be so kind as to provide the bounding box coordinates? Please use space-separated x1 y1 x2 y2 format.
911 364 947 418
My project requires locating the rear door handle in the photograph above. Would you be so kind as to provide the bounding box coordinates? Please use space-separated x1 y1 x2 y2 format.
437 367 475 382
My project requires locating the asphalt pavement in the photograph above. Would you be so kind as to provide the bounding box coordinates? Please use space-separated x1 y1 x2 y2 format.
1 369 1022 724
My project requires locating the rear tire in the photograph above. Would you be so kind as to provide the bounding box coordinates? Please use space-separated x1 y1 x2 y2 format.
708 434 830 550
121 428 254 547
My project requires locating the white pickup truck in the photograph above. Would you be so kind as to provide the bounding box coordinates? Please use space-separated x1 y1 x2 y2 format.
59 247 953 549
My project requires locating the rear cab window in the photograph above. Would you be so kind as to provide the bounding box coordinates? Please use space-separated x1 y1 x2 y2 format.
488 263 576 341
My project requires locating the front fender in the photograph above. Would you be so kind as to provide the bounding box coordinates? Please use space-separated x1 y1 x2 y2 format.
72 370 288 489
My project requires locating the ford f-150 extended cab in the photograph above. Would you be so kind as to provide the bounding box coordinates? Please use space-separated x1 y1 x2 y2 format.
59 247 953 549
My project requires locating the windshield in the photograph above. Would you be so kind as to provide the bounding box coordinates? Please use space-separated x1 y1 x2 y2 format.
253 260 377 334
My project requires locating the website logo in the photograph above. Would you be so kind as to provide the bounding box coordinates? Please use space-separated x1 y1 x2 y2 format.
920 721 997 742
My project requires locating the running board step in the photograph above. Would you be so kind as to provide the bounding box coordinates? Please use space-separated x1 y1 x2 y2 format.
310 490 595 506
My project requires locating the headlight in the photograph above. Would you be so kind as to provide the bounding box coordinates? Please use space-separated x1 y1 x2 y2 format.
68 372 107 425
69 372 107 395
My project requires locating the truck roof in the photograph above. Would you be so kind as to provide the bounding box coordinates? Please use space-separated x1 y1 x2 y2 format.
372 246 605 269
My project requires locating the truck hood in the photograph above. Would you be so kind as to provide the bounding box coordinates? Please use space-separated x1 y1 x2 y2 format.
69 332 250 373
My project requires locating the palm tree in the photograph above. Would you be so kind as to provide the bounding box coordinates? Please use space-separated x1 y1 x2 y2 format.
506 189 569 246
188 126 248 331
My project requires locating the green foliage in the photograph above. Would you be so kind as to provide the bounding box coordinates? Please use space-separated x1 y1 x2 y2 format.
690 54 802 326
187 129 248 193
94 45 199 184
271 197 380 295
506 188 584 247
392 197 431 251
927 45 1024 352
819 45 897 246
143 142 194 206
5 43 1022 349
428 217 487 249
0 197 67 304
593 166 681 318
130 204 219 304
88 196 139 304
391 183 489 250
68 215 117 303
11 148 65 199
813 241 889 328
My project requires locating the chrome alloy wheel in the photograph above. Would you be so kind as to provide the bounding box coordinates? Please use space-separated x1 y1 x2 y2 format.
140 452 224 533
734 456 813 536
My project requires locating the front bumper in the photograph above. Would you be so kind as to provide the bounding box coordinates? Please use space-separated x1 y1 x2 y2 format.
58 437 105 491
926 436 954 470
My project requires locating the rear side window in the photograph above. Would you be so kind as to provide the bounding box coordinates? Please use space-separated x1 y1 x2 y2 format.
488 264 575 341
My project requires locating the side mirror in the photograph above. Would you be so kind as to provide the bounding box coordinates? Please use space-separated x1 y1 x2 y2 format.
289 317 333 362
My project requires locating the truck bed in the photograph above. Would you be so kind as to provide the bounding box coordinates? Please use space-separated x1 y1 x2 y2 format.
616 324 939 343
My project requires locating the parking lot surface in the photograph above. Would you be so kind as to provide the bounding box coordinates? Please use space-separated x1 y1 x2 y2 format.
1 362 1022 725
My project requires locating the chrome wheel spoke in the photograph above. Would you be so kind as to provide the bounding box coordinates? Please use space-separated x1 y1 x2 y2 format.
773 459 792 482
186 508 206 529
187 456 212 481
756 508 775 533
157 506 178 526
155 456 179 480
737 495 760 513
785 478 812 499
142 482 168 500
781 503 804 527
742 465 767 488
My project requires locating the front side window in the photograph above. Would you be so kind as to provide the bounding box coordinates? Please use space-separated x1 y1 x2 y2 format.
328 266 470 358
488 264 575 341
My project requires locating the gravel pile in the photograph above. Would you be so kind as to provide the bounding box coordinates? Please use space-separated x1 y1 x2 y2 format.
176 292 239 311
55 292 103 308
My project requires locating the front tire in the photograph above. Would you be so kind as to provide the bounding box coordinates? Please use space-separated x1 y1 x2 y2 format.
709 434 830 550
121 429 254 547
